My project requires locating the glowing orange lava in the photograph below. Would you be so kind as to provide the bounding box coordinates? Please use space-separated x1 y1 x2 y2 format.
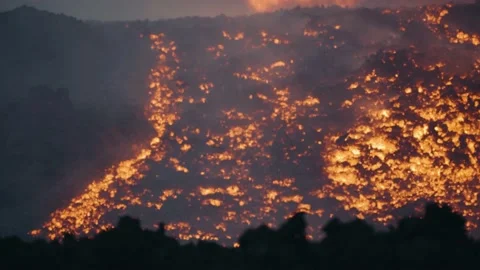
32 3 480 244
321 48 480 227
33 34 183 240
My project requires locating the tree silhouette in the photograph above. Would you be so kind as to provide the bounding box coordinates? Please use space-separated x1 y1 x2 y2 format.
0 202 479 269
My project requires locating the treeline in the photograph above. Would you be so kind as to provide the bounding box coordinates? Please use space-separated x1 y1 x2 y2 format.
1 203 478 270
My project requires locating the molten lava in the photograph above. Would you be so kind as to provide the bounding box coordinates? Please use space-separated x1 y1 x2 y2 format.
32 34 183 240
322 48 480 227
32 3 480 244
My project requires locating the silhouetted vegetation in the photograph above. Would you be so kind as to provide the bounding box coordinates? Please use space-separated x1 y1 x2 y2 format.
0 203 478 269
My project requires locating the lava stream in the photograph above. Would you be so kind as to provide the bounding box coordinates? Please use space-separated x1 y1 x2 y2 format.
32 34 181 240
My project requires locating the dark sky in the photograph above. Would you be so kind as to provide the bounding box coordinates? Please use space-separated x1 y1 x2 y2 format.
0 0 474 21
0 0 251 20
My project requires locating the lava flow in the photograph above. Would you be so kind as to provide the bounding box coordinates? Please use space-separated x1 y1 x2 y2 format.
33 3 480 244
322 48 480 227
31 34 183 239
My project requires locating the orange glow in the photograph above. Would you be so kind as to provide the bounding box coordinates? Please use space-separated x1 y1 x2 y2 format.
247 0 360 12
321 47 480 227
423 5 479 47
35 34 184 240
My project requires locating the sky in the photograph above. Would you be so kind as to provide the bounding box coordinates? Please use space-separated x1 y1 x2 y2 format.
0 0 251 20
0 0 474 21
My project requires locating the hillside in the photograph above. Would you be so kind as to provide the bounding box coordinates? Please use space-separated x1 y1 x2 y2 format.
0 6 154 112
1 3 480 243
0 7 155 235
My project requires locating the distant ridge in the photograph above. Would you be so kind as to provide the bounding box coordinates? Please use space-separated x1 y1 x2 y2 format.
2 5 79 20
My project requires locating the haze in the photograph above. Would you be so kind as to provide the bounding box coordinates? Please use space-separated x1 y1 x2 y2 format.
0 0 474 20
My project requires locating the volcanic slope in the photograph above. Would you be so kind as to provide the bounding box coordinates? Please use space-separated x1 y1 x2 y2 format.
33 3 480 244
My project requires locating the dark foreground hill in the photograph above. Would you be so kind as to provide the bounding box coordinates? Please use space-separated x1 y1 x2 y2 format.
0 86 154 236
0 6 155 234
1 203 478 270
0 5 154 111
